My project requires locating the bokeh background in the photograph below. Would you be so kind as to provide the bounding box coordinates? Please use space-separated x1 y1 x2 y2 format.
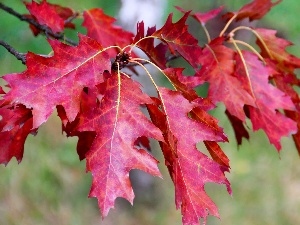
1 1 300 225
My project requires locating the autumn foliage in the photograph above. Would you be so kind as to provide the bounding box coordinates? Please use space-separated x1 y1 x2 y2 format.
1 0 300 224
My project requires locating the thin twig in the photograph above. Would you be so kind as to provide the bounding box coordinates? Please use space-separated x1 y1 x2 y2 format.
64 11 80 25
0 40 26 64
0 2 76 46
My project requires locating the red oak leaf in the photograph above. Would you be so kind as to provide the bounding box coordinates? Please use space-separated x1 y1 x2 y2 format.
223 0 281 22
83 8 134 57
57 77 107 161
160 67 202 93
190 106 228 142
255 28 300 71
134 136 151 151
25 0 70 34
235 51 297 150
133 21 168 69
50 2 75 21
57 103 96 161
197 37 255 121
272 73 300 154
0 87 5 94
192 106 229 170
225 110 249 146
285 109 300 155
204 141 230 170
75 72 163 217
0 106 33 165
152 12 202 68
162 68 200 100
162 68 228 146
249 104 297 150
2 34 111 128
147 88 231 224
25 0 75 36
176 5 224 25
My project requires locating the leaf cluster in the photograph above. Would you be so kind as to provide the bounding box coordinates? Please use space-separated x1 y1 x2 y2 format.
0 1 300 224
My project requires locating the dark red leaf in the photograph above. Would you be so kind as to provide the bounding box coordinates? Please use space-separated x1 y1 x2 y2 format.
75 72 163 217
284 109 300 155
255 28 300 71
223 0 281 22
134 136 151 151
204 141 230 170
190 107 228 142
235 51 297 150
57 104 96 161
272 73 300 154
153 12 202 68
2 34 111 128
197 37 255 121
225 110 249 146
50 2 74 20
83 8 134 57
134 21 168 69
148 88 231 224
25 0 67 33
162 68 228 144
176 5 224 25
24 0 75 36
0 106 33 165
0 87 5 94
162 68 200 100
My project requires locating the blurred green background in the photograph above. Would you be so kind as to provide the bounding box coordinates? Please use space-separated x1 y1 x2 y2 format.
1 1 300 225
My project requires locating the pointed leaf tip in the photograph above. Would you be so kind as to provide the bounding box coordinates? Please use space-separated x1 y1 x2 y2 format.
76 73 163 217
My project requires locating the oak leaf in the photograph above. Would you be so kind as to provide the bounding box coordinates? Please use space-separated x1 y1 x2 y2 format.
57 102 96 161
3 1 300 224
225 110 249 146
152 12 202 68
83 8 134 56
75 72 163 216
134 21 168 69
0 87 4 94
255 28 300 71
235 51 297 150
196 37 255 121
2 34 111 128
0 106 33 165
147 88 231 225
176 5 224 25
25 0 74 34
272 72 300 154
223 0 281 22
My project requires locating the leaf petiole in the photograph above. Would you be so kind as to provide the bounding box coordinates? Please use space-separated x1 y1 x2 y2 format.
219 13 237 37
124 35 158 53
201 24 211 43
133 60 172 135
229 26 273 59
131 57 177 90
231 39 256 100
228 38 266 64
132 60 159 90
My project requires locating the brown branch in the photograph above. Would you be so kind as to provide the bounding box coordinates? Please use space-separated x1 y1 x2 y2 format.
64 11 80 25
0 40 26 64
0 2 76 46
